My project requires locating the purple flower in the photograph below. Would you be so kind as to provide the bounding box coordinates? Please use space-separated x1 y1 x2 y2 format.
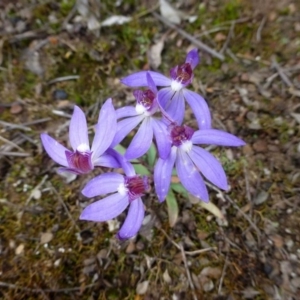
154 125 245 202
80 152 149 240
121 49 211 129
40 99 118 174
112 72 171 160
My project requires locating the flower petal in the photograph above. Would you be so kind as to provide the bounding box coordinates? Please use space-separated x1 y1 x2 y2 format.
183 89 211 130
176 150 209 202
157 87 175 109
185 48 199 69
125 118 153 160
146 72 158 93
121 71 171 87
40 133 69 167
166 90 185 125
151 119 171 159
80 193 128 222
117 198 144 240
91 99 117 159
116 106 138 119
82 173 124 197
69 106 89 151
154 147 177 202
93 152 120 168
111 115 144 146
191 129 246 146
188 146 228 190
107 148 136 177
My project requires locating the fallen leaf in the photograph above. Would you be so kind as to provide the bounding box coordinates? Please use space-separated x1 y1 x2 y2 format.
200 267 222 279
136 280 149 295
148 39 164 69
254 190 269 205
10 103 23 114
159 0 181 24
101 16 132 27
40 232 53 244
163 269 172 283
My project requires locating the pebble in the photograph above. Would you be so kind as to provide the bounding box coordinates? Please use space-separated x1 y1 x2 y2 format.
52 89 68 100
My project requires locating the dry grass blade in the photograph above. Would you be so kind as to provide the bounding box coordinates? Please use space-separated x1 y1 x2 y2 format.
0 135 25 152
152 12 225 61
179 243 198 300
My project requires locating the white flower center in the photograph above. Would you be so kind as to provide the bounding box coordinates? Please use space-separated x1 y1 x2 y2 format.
135 104 146 115
117 183 128 196
171 80 183 92
77 143 90 152
180 140 193 153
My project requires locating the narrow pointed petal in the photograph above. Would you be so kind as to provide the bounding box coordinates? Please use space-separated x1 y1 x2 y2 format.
176 150 209 202
151 119 171 159
91 99 117 159
121 71 171 87
82 173 124 197
146 72 158 93
188 146 228 190
183 89 211 130
154 147 177 202
116 106 138 119
40 133 69 167
106 148 136 177
111 115 144 146
69 106 89 151
166 90 185 125
191 129 246 147
157 88 175 108
80 193 128 222
93 153 120 168
125 118 153 160
117 198 144 240
185 49 199 69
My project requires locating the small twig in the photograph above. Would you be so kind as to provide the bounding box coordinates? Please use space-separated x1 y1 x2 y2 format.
0 281 95 293
21 118 52 127
152 12 225 61
47 75 80 85
52 110 72 118
134 3 160 19
0 151 30 157
271 56 293 87
185 247 216 256
179 243 198 300
218 253 229 294
48 182 80 231
256 16 267 42
8 31 46 43
0 120 31 132
17 133 38 146
205 181 262 245
195 27 229 38
0 135 25 152
61 4 78 29
159 228 215 256
243 163 252 204
236 53 271 65
158 227 181 250
220 21 235 54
